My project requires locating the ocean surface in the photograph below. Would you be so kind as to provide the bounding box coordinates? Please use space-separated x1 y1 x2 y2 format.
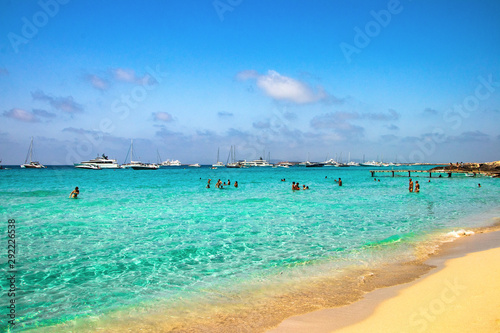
1 165 499 332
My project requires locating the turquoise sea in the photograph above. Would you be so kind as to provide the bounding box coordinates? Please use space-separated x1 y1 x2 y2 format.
1 165 499 332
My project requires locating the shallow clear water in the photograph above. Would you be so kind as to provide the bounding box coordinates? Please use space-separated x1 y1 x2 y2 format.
1 165 499 331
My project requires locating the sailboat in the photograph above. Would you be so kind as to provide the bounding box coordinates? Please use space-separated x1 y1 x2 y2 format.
226 145 242 168
212 147 225 168
20 137 46 168
121 140 158 170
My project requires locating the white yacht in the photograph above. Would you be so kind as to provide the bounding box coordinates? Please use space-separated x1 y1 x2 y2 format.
131 163 159 170
188 163 201 168
160 159 182 166
76 154 120 169
74 163 101 170
275 161 293 168
359 161 384 167
226 161 242 168
322 158 340 167
21 137 46 168
241 157 273 167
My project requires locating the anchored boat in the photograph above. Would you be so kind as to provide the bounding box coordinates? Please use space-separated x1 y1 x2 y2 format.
20 137 46 168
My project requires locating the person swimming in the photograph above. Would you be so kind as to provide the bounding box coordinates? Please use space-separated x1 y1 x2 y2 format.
338 178 342 186
234 181 238 188
69 186 79 198
415 181 420 193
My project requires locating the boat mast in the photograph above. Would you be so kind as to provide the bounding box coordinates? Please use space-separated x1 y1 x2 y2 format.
30 137 33 163
157 149 162 164
24 137 34 164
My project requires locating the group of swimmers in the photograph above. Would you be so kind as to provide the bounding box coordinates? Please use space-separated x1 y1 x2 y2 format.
292 182 309 190
207 179 238 189
409 178 420 193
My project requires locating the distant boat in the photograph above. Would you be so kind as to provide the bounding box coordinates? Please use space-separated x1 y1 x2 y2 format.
322 158 340 167
226 162 242 168
20 137 46 168
346 152 359 166
241 157 273 167
359 161 384 167
226 145 242 168
131 163 159 170
212 147 225 168
121 139 158 169
160 159 182 167
74 163 101 170
305 162 323 167
188 163 201 168
276 161 293 167
75 154 119 169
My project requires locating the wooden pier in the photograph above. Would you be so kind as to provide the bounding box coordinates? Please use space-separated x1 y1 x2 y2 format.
370 169 483 178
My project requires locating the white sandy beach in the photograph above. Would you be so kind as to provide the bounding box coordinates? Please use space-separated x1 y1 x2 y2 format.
269 230 500 333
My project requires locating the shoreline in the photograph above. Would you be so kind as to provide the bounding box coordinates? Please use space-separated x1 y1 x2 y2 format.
268 225 500 333
30 219 500 333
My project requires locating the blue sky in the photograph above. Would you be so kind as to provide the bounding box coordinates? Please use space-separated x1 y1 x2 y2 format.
1 0 499 165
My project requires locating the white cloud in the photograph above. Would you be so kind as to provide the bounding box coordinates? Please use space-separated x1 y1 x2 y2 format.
3 108 39 122
153 112 173 122
237 70 337 104
112 68 156 85
86 74 109 90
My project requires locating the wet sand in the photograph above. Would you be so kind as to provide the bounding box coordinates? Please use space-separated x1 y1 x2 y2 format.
268 229 500 333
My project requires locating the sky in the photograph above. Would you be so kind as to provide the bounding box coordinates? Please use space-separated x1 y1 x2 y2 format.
0 0 499 165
